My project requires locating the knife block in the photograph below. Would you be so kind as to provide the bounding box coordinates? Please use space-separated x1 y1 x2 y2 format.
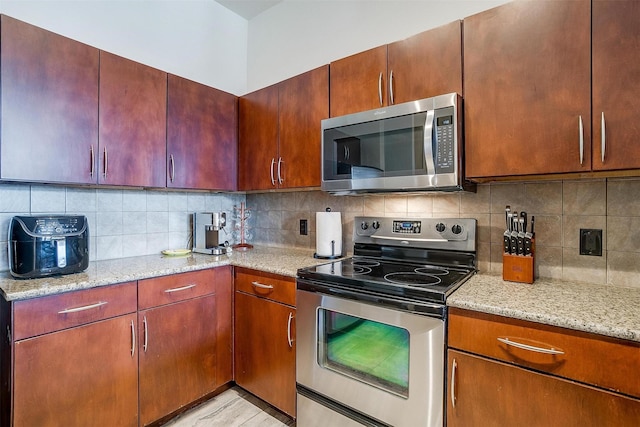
502 241 534 284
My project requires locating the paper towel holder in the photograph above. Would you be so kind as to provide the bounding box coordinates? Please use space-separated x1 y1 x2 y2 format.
314 207 344 259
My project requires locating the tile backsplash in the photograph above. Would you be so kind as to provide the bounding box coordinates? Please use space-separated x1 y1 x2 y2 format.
247 178 640 289
0 184 245 271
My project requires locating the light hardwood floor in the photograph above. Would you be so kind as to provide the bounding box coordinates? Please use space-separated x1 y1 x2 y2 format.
162 386 295 427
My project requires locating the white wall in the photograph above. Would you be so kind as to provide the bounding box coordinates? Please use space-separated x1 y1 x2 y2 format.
0 0 248 95
247 0 510 92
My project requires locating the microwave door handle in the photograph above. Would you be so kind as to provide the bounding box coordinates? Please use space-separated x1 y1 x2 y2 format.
423 109 436 176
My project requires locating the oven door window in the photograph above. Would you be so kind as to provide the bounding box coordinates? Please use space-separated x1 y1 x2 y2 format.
317 308 409 398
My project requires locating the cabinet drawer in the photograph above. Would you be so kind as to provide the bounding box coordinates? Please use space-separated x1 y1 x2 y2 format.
448 308 640 398
13 281 137 340
138 269 217 310
234 267 295 306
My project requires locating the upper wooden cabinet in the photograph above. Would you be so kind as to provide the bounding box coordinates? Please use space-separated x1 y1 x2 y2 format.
464 0 592 179
167 74 238 191
0 15 99 184
592 0 640 171
330 21 463 117
99 51 167 187
239 65 329 191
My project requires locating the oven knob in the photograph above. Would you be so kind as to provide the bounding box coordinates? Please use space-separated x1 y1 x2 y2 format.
435 222 446 233
372 221 380 230
452 224 463 234
360 222 369 230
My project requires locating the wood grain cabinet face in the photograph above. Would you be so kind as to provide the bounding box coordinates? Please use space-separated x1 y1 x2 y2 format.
592 0 640 171
234 269 296 417
447 308 640 426
238 66 329 191
329 21 462 117
0 15 99 184
167 74 238 191
98 51 167 187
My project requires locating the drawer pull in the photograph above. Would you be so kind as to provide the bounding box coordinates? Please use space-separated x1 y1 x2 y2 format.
164 284 197 293
497 337 565 355
251 281 274 290
287 312 294 348
58 301 108 314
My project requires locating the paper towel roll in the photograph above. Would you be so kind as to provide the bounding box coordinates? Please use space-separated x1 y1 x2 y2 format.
315 211 343 258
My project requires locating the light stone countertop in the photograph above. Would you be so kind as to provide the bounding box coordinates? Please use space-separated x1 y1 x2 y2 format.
0 245 332 301
448 274 640 343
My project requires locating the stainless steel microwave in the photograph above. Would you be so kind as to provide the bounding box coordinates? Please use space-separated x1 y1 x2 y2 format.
321 93 474 194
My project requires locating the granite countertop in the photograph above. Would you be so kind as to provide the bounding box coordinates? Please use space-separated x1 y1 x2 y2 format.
0 245 333 301
448 274 640 343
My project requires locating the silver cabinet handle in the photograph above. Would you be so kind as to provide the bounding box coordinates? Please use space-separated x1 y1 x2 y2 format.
143 316 148 352
270 158 276 186
169 154 175 182
578 115 584 165
601 111 606 163
378 72 383 106
451 358 457 408
90 145 95 178
58 301 107 314
103 146 108 179
287 312 294 348
130 320 135 358
389 70 394 105
277 157 283 185
164 283 197 293
251 281 274 290
497 337 565 355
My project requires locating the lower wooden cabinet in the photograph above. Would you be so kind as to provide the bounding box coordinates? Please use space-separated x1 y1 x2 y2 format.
234 268 296 417
447 308 640 426
13 314 138 427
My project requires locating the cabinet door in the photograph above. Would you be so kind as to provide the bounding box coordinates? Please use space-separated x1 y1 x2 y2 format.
235 292 296 416
138 295 217 426
592 0 640 171
13 314 138 427
238 85 279 190
447 350 640 427
329 45 388 117
167 75 238 190
464 0 591 179
278 65 329 188
98 51 166 187
387 21 462 105
0 15 98 184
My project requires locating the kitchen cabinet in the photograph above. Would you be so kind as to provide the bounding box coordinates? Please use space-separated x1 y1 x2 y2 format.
10 282 139 427
447 308 640 426
238 65 329 190
98 51 167 187
592 0 640 171
167 74 238 191
464 0 638 180
234 268 296 416
138 267 231 426
329 21 462 117
0 15 99 184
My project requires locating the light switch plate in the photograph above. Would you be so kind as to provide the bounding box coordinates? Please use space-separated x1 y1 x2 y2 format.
579 229 602 256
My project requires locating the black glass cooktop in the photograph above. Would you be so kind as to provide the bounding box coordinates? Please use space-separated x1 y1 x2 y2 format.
297 256 475 304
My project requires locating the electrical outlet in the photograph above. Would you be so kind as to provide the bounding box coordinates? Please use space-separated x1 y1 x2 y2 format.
300 219 308 236
579 229 602 256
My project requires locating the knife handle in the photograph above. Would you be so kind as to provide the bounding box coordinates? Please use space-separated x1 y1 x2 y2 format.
517 235 525 255
510 235 518 254
504 235 511 254
524 237 532 256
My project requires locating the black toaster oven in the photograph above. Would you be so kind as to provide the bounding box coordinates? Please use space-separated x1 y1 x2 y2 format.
8 215 89 279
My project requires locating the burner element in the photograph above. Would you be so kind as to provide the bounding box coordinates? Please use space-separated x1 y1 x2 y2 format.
415 267 449 276
352 260 381 268
342 265 372 276
383 272 442 287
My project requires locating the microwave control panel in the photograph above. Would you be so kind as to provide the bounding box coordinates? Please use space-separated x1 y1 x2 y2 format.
434 106 455 174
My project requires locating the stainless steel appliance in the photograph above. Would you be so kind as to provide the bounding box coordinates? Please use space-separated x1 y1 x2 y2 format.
192 212 231 255
321 93 474 194
8 215 89 279
296 216 477 426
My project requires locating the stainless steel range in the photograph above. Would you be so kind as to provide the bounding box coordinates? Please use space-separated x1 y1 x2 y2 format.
296 216 477 427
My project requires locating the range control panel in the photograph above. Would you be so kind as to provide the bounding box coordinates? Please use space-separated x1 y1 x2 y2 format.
393 221 421 234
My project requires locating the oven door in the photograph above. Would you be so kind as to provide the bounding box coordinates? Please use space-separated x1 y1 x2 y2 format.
296 286 444 427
